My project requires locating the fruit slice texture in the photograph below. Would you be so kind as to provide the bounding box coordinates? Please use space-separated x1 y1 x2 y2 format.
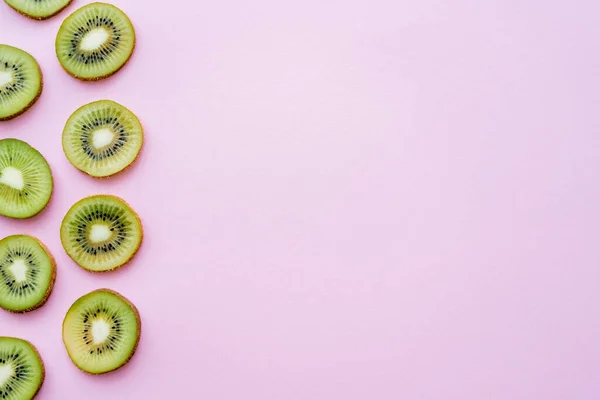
0 139 53 219
0 44 42 121
0 235 56 313
62 100 144 177
55 2 136 80
62 289 141 374
60 195 143 272
4 0 72 20
0 337 45 399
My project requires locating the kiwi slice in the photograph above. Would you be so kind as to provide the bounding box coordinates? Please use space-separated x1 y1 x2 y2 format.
0 44 42 121
0 139 53 219
60 195 143 272
62 289 141 374
0 235 56 314
0 337 45 400
55 2 136 81
62 100 144 178
4 0 72 20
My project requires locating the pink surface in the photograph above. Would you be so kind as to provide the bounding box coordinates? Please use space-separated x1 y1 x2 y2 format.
1 0 600 398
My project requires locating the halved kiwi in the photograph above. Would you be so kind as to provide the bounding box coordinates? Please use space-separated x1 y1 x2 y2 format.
62 289 141 375
55 2 136 81
60 195 143 272
4 0 72 20
0 44 42 121
0 337 45 399
0 139 53 219
62 100 144 178
0 235 56 314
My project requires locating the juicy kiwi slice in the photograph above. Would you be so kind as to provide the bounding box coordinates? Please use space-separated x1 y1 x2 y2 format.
60 195 143 272
0 337 45 400
0 44 42 121
55 2 135 81
0 139 53 219
0 235 56 313
4 0 72 20
62 100 144 178
62 289 141 374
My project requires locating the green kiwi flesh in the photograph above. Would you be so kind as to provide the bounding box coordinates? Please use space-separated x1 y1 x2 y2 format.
0 235 56 313
0 337 45 399
0 139 53 219
0 44 42 121
62 100 144 177
4 0 72 20
62 289 141 374
55 2 136 81
60 195 143 272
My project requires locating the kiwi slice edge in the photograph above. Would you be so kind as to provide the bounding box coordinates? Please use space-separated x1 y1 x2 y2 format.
62 288 141 375
0 234 57 314
0 138 54 219
0 44 43 122
60 194 144 273
62 99 144 178
55 2 136 81
0 336 45 399
4 0 73 20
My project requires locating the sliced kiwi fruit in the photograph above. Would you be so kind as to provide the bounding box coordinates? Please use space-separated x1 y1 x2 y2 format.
0 44 42 121
55 2 136 81
62 289 141 374
0 336 45 399
4 0 72 20
0 139 53 219
60 195 143 272
0 235 56 314
62 100 144 178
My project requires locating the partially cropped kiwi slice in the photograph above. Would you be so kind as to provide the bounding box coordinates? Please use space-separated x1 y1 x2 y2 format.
62 289 141 374
0 337 45 399
60 195 143 272
0 235 56 314
63 100 144 178
0 139 53 219
4 0 72 20
0 44 42 121
55 2 135 81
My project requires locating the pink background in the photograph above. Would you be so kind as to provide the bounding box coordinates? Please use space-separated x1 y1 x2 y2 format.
1 0 600 398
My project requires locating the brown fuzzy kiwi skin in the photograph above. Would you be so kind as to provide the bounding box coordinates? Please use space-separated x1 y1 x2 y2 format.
0 236 57 314
29 339 46 399
62 101 145 179
56 3 136 82
0 52 43 122
4 0 73 20
62 288 142 375
0 139 54 220
60 194 144 273
0 336 46 398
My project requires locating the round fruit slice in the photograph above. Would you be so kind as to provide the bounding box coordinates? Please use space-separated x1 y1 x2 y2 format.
4 0 72 20
62 289 141 374
0 337 45 399
0 235 56 314
0 44 42 121
60 195 143 272
0 139 53 219
55 2 136 81
62 100 144 178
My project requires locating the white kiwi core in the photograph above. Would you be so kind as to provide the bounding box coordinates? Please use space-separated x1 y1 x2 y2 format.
90 225 111 243
81 28 110 51
8 259 28 283
0 166 24 191
0 70 13 88
91 319 111 344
